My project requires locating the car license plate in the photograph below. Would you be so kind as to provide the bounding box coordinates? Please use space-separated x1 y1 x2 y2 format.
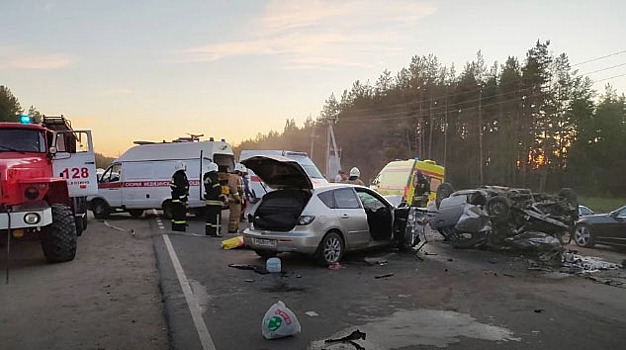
253 238 276 248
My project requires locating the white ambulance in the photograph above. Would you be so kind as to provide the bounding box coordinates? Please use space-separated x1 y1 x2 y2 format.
88 138 235 219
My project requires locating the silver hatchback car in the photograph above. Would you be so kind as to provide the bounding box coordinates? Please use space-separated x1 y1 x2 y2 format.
241 155 408 264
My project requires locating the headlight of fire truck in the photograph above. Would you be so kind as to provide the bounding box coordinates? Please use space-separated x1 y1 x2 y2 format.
24 213 41 225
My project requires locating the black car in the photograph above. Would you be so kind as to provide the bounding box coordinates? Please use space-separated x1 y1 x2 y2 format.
573 205 626 247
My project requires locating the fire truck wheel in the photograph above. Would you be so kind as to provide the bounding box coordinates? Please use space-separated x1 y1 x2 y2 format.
92 199 111 219
75 216 84 237
42 204 77 263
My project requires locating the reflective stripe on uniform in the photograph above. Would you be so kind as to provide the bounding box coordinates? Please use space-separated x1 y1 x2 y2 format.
205 200 223 206
171 220 187 224
172 199 180 203
205 223 219 227
212 184 221 188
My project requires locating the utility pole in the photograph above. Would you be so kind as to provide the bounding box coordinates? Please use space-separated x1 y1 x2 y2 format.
310 125 315 159
325 117 340 178
444 99 448 169
478 89 484 185
326 120 331 176
428 98 434 159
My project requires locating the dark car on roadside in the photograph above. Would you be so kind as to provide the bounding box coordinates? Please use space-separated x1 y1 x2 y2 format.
573 205 626 248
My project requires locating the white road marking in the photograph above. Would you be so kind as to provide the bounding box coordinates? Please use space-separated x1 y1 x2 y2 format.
153 209 165 230
163 234 217 350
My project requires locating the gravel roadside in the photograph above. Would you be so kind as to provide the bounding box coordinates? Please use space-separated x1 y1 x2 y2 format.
0 215 168 350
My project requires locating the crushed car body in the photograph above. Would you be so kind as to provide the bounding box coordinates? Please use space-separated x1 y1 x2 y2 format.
430 186 579 256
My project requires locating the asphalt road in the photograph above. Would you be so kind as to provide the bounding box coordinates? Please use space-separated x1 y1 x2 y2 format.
152 211 626 350
3 210 626 350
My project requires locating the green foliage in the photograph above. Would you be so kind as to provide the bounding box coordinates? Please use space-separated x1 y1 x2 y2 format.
0 85 23 121
579 197 626 214
27 105 43 123
236 40 623 196
94 152 116 169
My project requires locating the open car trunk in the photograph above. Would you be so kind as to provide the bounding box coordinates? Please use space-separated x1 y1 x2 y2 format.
252 189 311 232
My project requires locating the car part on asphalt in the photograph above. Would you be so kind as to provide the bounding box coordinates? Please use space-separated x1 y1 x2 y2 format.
227 263 269 275
324 329 367 350
562 253 623 272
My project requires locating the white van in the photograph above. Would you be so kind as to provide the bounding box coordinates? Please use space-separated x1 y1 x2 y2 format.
239 149 327 202
88 140 235 218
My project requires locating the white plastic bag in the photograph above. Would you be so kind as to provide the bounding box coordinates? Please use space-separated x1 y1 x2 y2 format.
261 300 301 339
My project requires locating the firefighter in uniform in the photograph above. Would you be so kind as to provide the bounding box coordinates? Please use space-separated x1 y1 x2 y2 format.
341 167 365 186
203 162 225 236
412 170 430 208
228 163 245 233
170 161 189 231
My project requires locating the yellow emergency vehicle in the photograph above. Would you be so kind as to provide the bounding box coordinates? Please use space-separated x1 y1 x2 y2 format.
370 158 446 206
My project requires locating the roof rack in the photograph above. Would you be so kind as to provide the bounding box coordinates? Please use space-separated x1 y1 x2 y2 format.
42 115 72 131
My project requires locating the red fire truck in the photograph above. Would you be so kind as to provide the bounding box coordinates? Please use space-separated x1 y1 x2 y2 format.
0 115 97 263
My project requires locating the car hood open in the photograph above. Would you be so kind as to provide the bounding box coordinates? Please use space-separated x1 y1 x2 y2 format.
241 155 313 190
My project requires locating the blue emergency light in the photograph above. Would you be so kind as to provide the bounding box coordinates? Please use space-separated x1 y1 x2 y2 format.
20 115 32 124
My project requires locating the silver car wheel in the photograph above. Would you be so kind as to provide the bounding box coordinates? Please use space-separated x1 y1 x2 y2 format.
323 234 343 264
574 225 590 246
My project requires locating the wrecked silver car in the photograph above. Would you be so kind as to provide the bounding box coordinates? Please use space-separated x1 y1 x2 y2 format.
430 186 579 253
241 155 411 265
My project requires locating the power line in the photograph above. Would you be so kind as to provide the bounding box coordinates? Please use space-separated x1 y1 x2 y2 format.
572 49 626 67
593 72 626 83
339 91 545 124
580 62 626 75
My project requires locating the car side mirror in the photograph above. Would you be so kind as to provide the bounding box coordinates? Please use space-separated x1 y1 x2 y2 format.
49 146 57 155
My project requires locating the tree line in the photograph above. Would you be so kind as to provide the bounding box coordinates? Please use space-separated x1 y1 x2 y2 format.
236 41 626 197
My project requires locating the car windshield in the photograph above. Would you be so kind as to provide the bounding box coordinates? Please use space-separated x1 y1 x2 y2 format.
0 128 46 153
299 163 324 179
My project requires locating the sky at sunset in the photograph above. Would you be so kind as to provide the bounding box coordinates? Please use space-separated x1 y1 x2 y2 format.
2 0 625 156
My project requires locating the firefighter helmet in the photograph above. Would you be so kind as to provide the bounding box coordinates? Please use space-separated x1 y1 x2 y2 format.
175 161 187 171
349 167 360 178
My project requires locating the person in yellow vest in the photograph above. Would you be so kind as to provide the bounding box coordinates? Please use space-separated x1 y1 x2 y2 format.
341 167 365 186
227 163 245 233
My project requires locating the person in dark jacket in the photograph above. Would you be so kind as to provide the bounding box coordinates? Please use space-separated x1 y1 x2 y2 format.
170 161 189 231
203 162 225 236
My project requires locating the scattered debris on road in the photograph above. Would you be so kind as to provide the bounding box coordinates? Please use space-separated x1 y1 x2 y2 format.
324 329 367 350
375 273 395 279
228 263 269 275
364 254 393 266
305 311 319 317
262 300 301 340
562 252 622 272
221 236 244 249
328 262 345 270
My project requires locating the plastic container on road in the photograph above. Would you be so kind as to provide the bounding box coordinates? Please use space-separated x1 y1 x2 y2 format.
266 257 281 273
